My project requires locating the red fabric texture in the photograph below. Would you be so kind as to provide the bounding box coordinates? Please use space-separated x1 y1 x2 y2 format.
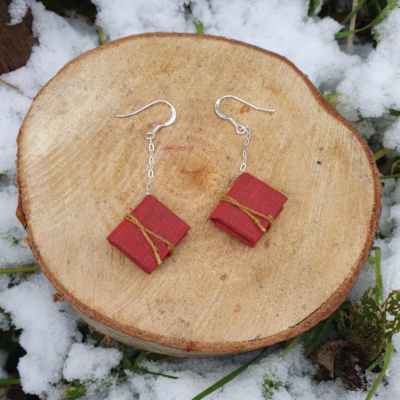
209 172 287 247
107 195 190 274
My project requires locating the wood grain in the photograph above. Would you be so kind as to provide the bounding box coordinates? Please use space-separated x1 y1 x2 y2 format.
16 33 382 357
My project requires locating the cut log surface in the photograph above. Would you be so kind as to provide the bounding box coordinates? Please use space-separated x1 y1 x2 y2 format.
16 33 382 357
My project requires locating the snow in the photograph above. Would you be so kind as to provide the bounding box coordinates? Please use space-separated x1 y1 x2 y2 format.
63 343 122 381
1 0 400 399
7 0 29 25
0 273 82 396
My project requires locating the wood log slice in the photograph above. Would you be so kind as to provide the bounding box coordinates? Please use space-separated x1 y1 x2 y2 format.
16 33 382 357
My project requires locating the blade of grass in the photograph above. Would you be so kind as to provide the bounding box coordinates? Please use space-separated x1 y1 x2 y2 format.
97 25 106 45
391 159 400 175
303 316 334 356
372 246 383 303
374 147 389 161
365 342 393 400
365 353 385 373
280 333 304 358
117 342 133 368
381 173 400 180
303 321 325 348
191 348 268 400
125 366 178 379
335 0 397 39
0 378 21 385
90 331 105 347
133 350 147 369
341 0 366 25
0 265 40 274
308 0 321 17
366 0 382 21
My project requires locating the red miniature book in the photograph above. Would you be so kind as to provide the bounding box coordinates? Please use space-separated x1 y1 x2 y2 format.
209 172 287 247
107 195 190 274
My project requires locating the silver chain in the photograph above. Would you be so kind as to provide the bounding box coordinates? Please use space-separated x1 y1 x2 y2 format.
115 100 177 197
237 124 251 175
214 95 275 176
145 132 155 195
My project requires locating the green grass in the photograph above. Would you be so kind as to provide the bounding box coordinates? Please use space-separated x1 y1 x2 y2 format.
335 0 397 39
0 265 40 274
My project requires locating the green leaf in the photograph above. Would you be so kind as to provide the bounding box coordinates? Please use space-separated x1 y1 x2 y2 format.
389 108 400 117
334 286 386 359
334 286 400 361
61 380 87 400
262 374 282 399
340 0 367 25
308 0 321 17
194 18 204 34
191 348 267 400
325 91 339 107
335 0 398 39
383 290 400 343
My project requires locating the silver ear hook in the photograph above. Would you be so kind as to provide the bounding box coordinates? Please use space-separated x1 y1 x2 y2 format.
215 95 275 175
116 100 176 139
116 100 177 196
215 95 274 134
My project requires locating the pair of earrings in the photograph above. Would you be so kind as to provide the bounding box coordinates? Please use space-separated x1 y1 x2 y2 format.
107 96 288 274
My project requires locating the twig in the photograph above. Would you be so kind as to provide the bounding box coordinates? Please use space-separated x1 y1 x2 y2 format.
346 0 359 53
0 78 22 93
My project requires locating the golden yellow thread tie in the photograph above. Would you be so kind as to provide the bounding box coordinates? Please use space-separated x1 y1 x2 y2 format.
124 214 174 265
220 195 274 233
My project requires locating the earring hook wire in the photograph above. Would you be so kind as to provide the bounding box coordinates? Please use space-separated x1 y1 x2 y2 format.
215 95 274 133
116 100 176 138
